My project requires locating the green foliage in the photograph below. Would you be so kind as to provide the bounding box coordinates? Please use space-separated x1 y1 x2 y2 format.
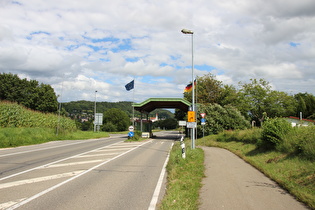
102 122 117 132
198 103 250 136
63 100 134 116
159 141 204 210
238 79 296 125
102 108 130 132
0 101 76 131
126 130 142 142
260 118 293 148
0 127 109 148
278 126 315 160
216 128 262 144
0 73 58 113
294 92 315 119
154 118 178 130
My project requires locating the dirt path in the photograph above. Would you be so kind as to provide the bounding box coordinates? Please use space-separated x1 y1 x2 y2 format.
199 147 309 210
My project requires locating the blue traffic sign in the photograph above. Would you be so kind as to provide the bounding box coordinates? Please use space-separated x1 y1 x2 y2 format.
128 131 134 137
201 118 206 123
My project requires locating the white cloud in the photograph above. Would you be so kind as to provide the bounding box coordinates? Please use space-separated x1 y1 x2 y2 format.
0 0 314 104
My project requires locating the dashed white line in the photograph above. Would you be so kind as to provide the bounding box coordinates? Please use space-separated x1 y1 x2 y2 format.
45 160 107 168
0 171 84 190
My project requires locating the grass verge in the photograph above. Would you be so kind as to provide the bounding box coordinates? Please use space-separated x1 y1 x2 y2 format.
158 139 205 210
0 127 110 148
197 134 315 209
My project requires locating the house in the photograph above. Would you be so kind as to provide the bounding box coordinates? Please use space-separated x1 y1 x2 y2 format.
285 116 315 127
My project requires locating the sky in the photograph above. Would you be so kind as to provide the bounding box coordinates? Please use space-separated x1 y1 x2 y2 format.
0 0 315 103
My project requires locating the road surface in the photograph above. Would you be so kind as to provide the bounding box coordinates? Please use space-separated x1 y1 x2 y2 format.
0 132 176 209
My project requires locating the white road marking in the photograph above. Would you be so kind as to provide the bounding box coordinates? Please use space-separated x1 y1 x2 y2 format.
0 141 123 181
7 140 153 210
148 142 174 210
46 160 107 168
73 153 119 158
0 139 105 158
0 171 84 189
0 198 26 209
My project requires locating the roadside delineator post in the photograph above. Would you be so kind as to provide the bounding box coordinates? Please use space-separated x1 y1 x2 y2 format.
180 136 186 159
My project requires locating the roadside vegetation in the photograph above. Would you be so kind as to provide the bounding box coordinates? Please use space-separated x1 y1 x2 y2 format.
159 118 314 210
159 139 204 210
197 120 315 209
0 101 109 147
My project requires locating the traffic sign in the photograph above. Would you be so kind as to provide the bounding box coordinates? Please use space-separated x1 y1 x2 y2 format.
187 111 195 122
128 126 134 132
178 121 187 126
187 122 197 128
201 118 206 123
200 113 206 118
128 131 134 137
94 113 103 125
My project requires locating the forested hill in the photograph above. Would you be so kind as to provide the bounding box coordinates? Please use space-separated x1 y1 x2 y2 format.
62 100 174 120
62 100 133 115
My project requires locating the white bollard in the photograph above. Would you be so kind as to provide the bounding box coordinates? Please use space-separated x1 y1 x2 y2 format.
180 136 186 159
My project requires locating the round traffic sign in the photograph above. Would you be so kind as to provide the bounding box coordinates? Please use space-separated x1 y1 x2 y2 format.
129 126 134 132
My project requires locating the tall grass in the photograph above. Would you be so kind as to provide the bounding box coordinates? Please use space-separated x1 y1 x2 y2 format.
0 127 110 148
0 101 76 131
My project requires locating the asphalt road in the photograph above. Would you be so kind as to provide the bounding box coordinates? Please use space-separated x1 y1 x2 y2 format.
0 132 176 210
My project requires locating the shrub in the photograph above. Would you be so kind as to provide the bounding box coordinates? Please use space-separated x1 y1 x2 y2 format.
279 126 315 160
197 103 250 136
216 128 262 144
260 118 292 149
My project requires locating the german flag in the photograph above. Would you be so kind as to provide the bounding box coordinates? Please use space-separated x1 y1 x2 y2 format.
184 80 196 92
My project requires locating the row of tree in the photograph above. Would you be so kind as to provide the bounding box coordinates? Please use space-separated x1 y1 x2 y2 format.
182 74 315 127
2 72 314 133
0 73 58 113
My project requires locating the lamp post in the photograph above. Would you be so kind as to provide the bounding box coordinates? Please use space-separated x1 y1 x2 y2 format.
94 90 97 132
181 28 195 149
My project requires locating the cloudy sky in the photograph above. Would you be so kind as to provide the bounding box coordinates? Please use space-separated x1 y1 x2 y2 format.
1 0 314 103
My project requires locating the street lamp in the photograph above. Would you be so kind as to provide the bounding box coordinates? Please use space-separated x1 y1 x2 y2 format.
94 90 97 132
181 28 195 149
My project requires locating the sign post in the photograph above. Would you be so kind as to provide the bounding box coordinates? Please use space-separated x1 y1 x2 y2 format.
94 113 103 132
200 113 206 138
128 126 134 139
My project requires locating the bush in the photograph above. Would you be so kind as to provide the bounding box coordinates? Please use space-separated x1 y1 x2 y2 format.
197 104 250 136
216 128 262 144
102 122 118 132
279 126 315 160
260 118 293 149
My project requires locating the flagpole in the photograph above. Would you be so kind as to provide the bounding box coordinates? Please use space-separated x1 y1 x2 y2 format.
132 78 135 127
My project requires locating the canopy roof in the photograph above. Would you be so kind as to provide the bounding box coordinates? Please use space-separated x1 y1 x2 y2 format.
133 98 191 113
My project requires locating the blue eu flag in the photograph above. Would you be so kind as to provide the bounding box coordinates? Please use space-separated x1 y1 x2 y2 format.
125 80 134 91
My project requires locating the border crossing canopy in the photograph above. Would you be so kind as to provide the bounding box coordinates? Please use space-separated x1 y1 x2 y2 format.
133 98 191 113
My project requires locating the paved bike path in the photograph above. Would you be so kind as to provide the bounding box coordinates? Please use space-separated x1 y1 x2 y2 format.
199 147 308 210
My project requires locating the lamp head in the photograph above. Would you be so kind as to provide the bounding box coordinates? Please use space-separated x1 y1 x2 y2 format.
181 29 194 34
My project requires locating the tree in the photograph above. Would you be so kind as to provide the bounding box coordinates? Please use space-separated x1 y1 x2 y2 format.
191 73 224 104
154 118 178 130
0 73 58 113
238 79 296 126
294 93 315 119
102 108 130 132
197 103 250 136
